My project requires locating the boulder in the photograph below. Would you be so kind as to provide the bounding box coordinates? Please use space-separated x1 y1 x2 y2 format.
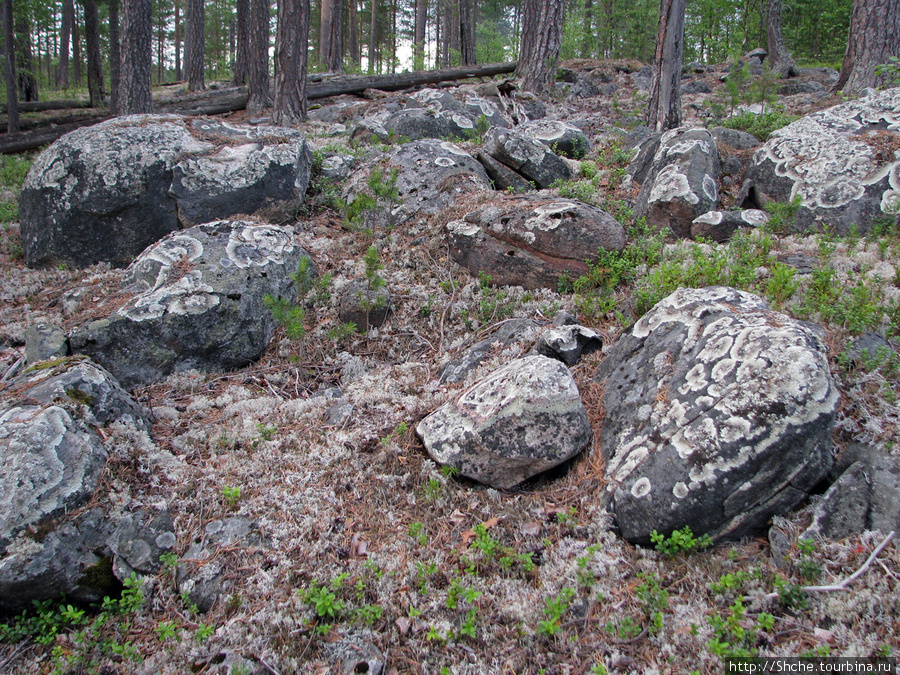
25 322 67 363
594 286 838 543
109 508 177 580
477 151 535 192
69 220 312 389
446 196 626 290
742 88 900 235
691 209 769 242
710 127 761 151
682 80 713 95
20 115 312 269
517 120 592 159
634 127 720 238
417 355 592 489
483 128 573 189
8 356 152 433
778 81 826 97
438 319 540 384
531 324 603 366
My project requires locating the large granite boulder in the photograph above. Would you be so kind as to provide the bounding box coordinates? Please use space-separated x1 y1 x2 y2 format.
594 287 838 543
417 355 592 489
634 127 720 238
517 120 592 159
20 115 312 269
69 220 312 389
743 88 900 235
483 128 573 189
447 196 625 290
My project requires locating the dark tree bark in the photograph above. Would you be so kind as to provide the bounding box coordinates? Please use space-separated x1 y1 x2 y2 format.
347 0 359 69
766 0 798 77
582 0 593 58
58 0 74 89
247 0 270 111
414 0 426 69
368 0 376 73
459 0 475 65
15 15 38 101
109 0 120 113
1 0 17 134
233 0 250 84
516 0 563 94
119 0 153 114
272 0 310 125
324 0 343 72
73 6 82 84
446 0 460 65
83 0 105 107
647 0 685 132
186 0 205 90
174 0 181 80
835 0 900 95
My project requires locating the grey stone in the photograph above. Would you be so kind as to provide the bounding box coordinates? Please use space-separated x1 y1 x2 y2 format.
25 323 68 364
446 196 626 290
20 115 312 269
69 220 312 389
634 127 720 238
777 253 816 275
710 127 761 150
797 67 840 86
337 279 392 331
319 153 357 180
778 81 826 96
594 286 838 543
477 151 535 193
518 120 592 160
743 88 900 235
418 355 592 489
438 319 540 384
691 209 769 243
531 324 603 366
626 133 663 185
682 80 713 95
483 128 572 189
109 508 176 580
844 333 896 368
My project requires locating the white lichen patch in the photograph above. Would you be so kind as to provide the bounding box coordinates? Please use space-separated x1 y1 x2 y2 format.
120 271 219 322
648 165 699 205
225 224 295 268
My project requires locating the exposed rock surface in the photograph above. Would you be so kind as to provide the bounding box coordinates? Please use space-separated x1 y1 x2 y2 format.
417 355 592 489
517 120 592 159
438 319 540 384
709 127 761 150
594 287 838 543
25 322 68 363
337 279 392 331
109 508 177 580
69 220 311 389
447 196 626 290
743 87 900 235
19 115 312 269
483 128 573 189
691 209 769 242
634 127 720 238
531 324 603 366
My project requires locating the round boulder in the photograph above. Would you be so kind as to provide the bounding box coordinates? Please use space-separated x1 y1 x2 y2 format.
594 287 838 543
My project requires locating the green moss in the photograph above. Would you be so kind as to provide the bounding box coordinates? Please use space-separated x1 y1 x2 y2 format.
66 388 95 406
78 556 118 594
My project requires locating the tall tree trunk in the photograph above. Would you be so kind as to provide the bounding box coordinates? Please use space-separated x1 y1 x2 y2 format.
347 0 359 68
322 0 343 71
368 0 376 73
516 0 563 93
414 0 426 70
15 14 38 101
109 0 120 112
272 0 309 125
186 0 205 90
84 0 105 106
320 0 333 67
174 0 181 80
835 0 900 95
234 0 250 84
647 0 685 132
447 0 460 65
119 0 153 114
248 0 270 111
766 0 798 77
58 0 74 89
1 0 17 134
459 0 475 65
73 6 82 84
582 0 593 58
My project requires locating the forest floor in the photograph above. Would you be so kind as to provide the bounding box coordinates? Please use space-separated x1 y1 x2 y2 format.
1 61 899 674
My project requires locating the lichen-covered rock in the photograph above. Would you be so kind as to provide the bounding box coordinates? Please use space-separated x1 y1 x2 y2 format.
709 127 761 151
337 279 392 331
594 287 838 543
476 151 535 192
743 87 900 235
417 355 592 489
634 127 720 238
691 209 769 242
438 319 540 384
109 508 176 580
483 128 573 189
531 324 603 366
517 120 591 159
447 196 625 290
8 356 152 433
24 322 67 363
19 115 311 269
69 220 312 389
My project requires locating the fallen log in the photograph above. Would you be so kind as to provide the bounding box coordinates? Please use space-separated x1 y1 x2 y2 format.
1 99 92 114
0 115 115 154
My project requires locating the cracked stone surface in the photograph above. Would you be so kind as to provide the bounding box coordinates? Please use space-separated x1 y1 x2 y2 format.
691 209 769 242
20 115 311 269
69 220 312 389
417 355 592 489
743 87 900 235
634 127 720 238
517 120 592 159
594 286 838 543
483 127 573 189
446 195 625 290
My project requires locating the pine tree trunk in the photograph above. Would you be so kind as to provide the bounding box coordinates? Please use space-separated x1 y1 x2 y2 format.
234 0 250 84
15 15 38 101
516 0 563 94
58 0 73 89
73 8 82 84
448 0 460 65
119 0 153 114
348 0 359 69
414 0 426 70
186 0 205 90
109 0 120 112
174 0 181 80
582 0 593 58
368 0 376 74
326 0 343 72
1 0 17 134
84 0 105 106
320 0 333 67
273 0 309 125
248 0 270 111
766 0 798 77
835 0 900 95
459 0 475 65
647 0 685 132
